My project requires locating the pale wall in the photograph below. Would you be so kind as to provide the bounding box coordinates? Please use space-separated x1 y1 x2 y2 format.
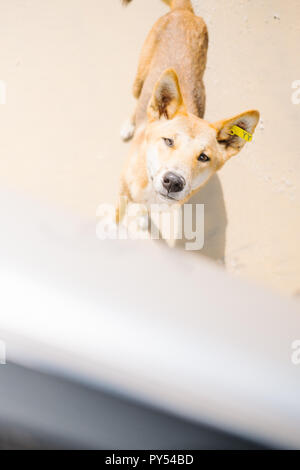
0 0 299 295
192 0 300 295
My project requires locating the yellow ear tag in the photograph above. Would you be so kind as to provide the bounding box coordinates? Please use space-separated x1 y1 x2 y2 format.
230 125 252 142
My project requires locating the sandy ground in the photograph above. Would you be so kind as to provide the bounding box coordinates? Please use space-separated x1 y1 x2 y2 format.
0 0 299 295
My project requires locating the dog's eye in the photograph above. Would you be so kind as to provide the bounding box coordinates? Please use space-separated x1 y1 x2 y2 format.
162 137 174 147
198 153 210 162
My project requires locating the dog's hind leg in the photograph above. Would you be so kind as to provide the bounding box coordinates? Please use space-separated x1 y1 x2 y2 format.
120 107 137 142
120 20 162 142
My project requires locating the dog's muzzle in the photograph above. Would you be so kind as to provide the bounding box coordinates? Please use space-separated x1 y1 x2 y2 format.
162 172 186 194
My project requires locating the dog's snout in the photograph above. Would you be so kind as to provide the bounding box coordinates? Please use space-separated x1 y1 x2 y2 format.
162 172 185 193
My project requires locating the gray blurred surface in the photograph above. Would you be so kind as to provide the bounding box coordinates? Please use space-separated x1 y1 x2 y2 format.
0 362 267 450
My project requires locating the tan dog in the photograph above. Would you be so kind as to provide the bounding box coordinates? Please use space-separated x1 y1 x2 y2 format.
117 0 259 222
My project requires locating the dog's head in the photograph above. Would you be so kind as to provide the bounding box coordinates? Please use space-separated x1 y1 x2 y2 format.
145 68 259 203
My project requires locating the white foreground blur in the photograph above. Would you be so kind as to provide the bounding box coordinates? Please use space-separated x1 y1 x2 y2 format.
0 190 299 448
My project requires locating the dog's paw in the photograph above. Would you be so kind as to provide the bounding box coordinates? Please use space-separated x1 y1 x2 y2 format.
120 119 135 142
137 214 149 231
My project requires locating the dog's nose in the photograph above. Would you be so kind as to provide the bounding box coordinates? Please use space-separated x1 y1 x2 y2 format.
162 172 185 193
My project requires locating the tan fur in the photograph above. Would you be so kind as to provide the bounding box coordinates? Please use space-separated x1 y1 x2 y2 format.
118 0 259 219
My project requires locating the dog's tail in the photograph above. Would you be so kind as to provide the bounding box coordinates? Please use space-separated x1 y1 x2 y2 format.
121 0 193 12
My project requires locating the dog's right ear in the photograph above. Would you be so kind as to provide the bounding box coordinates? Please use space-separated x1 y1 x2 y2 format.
147 69 186 122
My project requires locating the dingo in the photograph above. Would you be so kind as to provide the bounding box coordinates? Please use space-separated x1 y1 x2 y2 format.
117 0 259 222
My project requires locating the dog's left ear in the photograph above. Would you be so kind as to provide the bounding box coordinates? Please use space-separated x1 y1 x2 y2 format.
213 110 260 161
147 68 186 122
